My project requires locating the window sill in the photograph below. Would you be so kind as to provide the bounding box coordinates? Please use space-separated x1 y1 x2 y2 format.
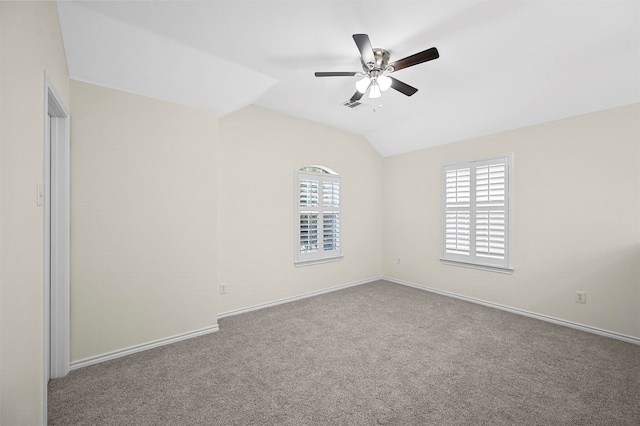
295 256 343 268
440 259 513 274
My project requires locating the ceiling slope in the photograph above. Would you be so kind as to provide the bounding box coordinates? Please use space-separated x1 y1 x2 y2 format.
57 1 277 117
57 1 639 157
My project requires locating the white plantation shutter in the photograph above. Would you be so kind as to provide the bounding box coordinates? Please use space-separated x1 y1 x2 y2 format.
443 155 512 271
322 181 340 252
296 168 342 265
475 161 507 260
445 167 471 255
299 179 320 254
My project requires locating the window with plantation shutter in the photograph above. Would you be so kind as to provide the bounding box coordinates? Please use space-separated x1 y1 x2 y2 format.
442 155 513 272
295 166 342 266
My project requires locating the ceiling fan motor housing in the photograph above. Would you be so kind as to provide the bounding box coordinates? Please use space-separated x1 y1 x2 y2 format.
361 48 391 74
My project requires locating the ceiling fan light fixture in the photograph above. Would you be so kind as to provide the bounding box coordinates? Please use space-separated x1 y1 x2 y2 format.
377 75 392 91
369 82 382 99
355 76 371 93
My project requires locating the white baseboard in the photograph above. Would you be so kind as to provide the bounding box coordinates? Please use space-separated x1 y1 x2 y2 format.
383 276 640 346
70 324 220 370
218 276 382 319
70 275 636 372
69 277 380 371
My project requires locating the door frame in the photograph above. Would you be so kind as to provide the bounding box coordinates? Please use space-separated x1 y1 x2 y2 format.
43 72 70 402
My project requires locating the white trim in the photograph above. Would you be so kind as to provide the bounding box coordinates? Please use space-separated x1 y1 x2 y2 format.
42 96 51 425
441 153 515 175
43 101 51 390
294 255 344 267
383 276 640 346
70 325 220 370
47 77 71 380
43 72 70 424
218 277 380 319
440 259 513 274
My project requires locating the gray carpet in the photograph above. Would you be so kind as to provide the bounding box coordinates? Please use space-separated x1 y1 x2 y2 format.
49 280 640 425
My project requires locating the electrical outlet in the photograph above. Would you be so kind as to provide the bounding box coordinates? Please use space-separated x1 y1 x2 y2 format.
397 258 402 265
219 283 227 295
575 291 586 304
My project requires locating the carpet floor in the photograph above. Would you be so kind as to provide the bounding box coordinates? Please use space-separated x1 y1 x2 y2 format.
48 280 640 425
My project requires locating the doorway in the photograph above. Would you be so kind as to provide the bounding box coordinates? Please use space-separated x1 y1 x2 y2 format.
44 73 70 387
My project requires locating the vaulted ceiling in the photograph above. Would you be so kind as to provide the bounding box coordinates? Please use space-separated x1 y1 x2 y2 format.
57 1 639 157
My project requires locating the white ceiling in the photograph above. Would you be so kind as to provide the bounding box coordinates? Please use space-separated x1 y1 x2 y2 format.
57 1 639 157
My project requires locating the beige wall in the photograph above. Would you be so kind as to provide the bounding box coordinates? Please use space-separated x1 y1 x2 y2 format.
383 104 640 339
217 105 383 313
1 3 637 423
0 1 70 424
69 81 219 362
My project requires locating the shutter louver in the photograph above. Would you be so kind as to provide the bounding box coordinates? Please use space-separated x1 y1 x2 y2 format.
322 181 340 251
299 179 319 207
299 179 319 254
299 213 318 254
322 181 339 208
445 211 471 255
446 168 471 206
475 163 506 260
322 213 340 251
445 167 471 257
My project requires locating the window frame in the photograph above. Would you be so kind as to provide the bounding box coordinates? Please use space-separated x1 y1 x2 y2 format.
441 154 514 273
294 167 343 267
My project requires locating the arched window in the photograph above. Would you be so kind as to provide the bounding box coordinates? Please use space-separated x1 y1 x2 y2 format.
295 165 342 266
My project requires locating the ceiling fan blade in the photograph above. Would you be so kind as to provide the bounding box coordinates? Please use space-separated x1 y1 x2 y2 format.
353 34 375 65
315 72 358 77
389 47 439 72
390 77 418 96
350 91 365 102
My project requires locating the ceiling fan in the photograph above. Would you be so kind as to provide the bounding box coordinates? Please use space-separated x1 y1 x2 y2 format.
315 34 439 103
